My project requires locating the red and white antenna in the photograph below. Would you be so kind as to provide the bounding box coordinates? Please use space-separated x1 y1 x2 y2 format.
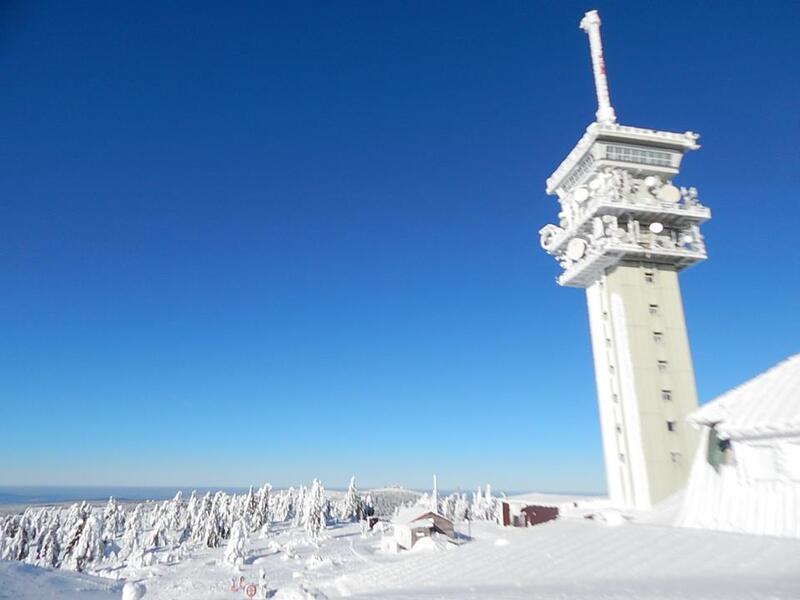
579 10 617 125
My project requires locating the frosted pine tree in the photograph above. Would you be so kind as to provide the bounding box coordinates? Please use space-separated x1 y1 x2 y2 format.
60 502 89 567
192 493 213 545
303 479 326 543
66 515 104 572
186 491 198 524
38 520 61 568
120 504 144 561
292 486 307 528
147 517 168 550
211 492 231 540
102 497 125 541
483 484 497 521
254 484 272 535
472 486 483 519
454 493 470 522
202 507 223 548
243 486 257 525
273 489 292 523
7 520 29 562
166 491 183 530
224 518 248 567
337 476 362 522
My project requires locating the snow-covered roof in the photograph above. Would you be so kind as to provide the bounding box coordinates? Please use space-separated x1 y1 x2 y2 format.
689 354 800 439
407 518 434 529
393 506 452 526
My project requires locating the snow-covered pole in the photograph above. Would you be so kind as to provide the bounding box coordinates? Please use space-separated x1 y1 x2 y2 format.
579 10 616 125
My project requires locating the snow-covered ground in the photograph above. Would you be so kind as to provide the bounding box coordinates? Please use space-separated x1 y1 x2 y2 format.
0 561 121 599
2 494 799 600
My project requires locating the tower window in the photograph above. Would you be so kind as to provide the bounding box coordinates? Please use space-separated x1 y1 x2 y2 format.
619 453 625 463
612 393 619 403
667 420 677 432
671 451 682 464
609 364 615 374
605 337 612 348
616 425 622 433
657 360 668 372
644 271 654 283
602 311 609 320
662 390 672 402
653 331 663 343
649 304 659 315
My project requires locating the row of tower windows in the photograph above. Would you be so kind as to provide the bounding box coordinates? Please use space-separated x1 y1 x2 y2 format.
647 280 677 439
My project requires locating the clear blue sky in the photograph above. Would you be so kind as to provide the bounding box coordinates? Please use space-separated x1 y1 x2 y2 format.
1 1 798 492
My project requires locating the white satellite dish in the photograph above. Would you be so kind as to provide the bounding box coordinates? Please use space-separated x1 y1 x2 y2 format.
649 222 664 234
573 187 590 203
566 238 587 261
657 184 681 203
644 175 660 189
588 176 602 191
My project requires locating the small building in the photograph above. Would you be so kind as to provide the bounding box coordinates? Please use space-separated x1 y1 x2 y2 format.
500 501 559 527
678 354 800 538
393 508 455 550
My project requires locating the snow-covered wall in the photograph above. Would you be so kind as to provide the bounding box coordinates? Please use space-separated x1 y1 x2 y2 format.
677 429 800 538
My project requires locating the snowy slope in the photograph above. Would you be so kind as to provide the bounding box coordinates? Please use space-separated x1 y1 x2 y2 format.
0 561 122 600
339 519 800 599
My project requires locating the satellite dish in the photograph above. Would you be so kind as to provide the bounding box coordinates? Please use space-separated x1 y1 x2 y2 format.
649 222 664 234
588 176 602 191
644 175 660 189
566 238 587 261
657 184 681 203
573 187 590 203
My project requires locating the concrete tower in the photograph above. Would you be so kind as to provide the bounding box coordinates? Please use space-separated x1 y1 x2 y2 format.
540 11 711 509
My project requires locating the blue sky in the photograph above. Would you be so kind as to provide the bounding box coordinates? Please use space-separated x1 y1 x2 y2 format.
1 1 798 492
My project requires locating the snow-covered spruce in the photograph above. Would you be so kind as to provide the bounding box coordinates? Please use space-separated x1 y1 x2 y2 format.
224 518 248 566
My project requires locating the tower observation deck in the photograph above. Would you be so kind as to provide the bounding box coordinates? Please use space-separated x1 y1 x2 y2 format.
540 11 710 509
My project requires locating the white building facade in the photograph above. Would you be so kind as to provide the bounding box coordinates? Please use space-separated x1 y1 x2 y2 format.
540 11 711 509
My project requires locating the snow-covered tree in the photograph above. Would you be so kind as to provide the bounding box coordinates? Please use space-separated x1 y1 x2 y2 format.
147 517 168 550
165 491 183 530
224 518 248 566
272 489 292 523
6 519 29 562
292 486 307 528
65 515 104 572
186 491 199 523
60 503 89 566
337 476 363 522
201 503 224 549
102 497 125 541
303 479 327 542
38 520 61 568
252 484 272 533
120 505 144 561
454 493 470 522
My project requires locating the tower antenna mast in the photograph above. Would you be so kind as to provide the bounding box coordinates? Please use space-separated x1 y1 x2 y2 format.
580 10 616 125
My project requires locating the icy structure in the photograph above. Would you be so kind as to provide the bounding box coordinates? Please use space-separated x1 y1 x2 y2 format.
540 10 711 509
679 354 800 538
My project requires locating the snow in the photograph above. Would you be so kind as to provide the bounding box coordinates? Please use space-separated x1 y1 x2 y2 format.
3 499 800 599
0 561 121 599
689 353 800 439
